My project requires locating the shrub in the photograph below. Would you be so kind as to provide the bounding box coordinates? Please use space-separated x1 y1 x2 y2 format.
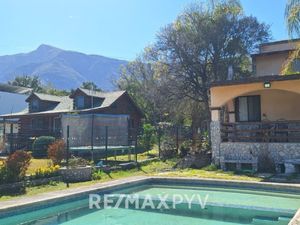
34 165 60 179
160 140 177 159
179 140 193 157
0 161 7 184
92 170 102 180
139 123 156 151
6 150 32 182
32 136 55 157
48 140 66 165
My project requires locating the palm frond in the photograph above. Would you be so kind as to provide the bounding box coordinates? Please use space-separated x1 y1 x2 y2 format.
285 0 300 37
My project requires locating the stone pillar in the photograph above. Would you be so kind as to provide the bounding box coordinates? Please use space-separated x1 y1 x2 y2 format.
210 108 222 166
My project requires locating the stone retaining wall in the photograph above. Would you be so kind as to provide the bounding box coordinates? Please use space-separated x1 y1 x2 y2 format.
59 166 92 182
220 142 300 162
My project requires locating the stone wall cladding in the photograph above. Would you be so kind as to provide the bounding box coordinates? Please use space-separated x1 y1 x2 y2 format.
220 142 300 169
210 121 221 165
59 166 92 182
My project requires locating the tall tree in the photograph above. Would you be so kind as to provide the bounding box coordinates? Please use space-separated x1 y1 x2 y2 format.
81 81 102 91
8 75 43 92
118 0 270 124
152 0 270 119
282 0 300 75
8 75 69 96
286 0 300 37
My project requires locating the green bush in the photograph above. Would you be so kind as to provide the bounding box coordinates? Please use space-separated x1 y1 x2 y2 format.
179 140 193 157
139 123 156 151
92 170 102 180
32 136 55 157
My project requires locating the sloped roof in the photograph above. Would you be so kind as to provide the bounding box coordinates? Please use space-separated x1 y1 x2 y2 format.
26 92 67 102
0 89 129 117
0 83 32 94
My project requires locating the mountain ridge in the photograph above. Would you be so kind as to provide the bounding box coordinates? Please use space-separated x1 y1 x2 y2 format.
0 45 127 90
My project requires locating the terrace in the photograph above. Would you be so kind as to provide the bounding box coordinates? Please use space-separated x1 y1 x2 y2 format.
210 75 300 173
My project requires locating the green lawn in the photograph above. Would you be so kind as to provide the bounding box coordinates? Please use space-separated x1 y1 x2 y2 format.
157 168 262 181
0 158 264 201
107 148 158 162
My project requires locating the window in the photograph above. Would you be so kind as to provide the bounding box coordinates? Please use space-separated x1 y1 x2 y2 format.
31 99 39 111
32 118 44 130
235 96 261 122
75 96 85 109
292 59 300 72
53 117 61 132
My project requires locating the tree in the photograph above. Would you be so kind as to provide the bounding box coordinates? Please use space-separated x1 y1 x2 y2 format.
81 81 102 91
151 1 270 120
119 0 271 124
285 0 300 37
8 75 69 96
282 0 300 75
8 75 43 92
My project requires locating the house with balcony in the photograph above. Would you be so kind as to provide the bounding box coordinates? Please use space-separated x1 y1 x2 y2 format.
210 39 300 173
0 88 143 151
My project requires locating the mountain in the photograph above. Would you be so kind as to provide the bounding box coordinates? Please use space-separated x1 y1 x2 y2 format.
0 44 127 90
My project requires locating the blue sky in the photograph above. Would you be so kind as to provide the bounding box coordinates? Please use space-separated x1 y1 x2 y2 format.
0 0 287 60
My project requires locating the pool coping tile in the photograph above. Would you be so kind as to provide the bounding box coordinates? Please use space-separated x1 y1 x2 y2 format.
1 176 300 218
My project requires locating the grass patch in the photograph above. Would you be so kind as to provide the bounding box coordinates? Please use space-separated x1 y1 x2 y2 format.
0 159 264 201
107 148 158 162
157 167 262 182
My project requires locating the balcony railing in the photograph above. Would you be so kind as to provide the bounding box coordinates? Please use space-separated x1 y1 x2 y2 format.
221 121 300 143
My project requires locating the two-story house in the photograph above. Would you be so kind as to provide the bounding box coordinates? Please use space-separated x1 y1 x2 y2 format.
210 39 300 173
1 88 143 150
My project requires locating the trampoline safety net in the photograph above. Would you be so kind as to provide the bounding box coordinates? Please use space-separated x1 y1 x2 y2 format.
61 114 130 152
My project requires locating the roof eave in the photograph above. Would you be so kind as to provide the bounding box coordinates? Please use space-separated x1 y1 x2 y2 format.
210 74 300 88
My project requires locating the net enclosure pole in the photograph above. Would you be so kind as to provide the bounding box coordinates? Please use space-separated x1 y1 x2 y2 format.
9 123 13 153
135 134 138 163
66 125 70 188
158 125 161 159
105 126 108 164
2 118 6 150
91 114 95 162
176 125 179 153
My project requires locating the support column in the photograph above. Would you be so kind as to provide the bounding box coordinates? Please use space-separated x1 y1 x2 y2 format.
210 108 222 166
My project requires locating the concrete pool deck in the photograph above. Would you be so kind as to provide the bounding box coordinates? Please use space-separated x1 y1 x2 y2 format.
1 176 300 223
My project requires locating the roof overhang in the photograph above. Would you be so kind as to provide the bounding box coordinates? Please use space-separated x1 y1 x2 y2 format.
210 75 300 108
210 74 300 88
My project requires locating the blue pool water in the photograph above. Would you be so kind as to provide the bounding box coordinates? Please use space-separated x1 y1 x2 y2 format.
0 182 299 225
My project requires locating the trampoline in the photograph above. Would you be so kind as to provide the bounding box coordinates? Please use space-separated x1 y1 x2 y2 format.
61 114 139 160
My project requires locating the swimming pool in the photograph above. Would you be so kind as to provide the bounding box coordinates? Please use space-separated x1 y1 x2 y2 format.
0 178 299 225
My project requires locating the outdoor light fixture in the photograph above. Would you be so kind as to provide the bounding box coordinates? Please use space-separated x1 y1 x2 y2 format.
264 81 271 88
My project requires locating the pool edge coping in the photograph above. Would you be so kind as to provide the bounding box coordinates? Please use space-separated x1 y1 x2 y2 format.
289 208 300 225
0 176 300 216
